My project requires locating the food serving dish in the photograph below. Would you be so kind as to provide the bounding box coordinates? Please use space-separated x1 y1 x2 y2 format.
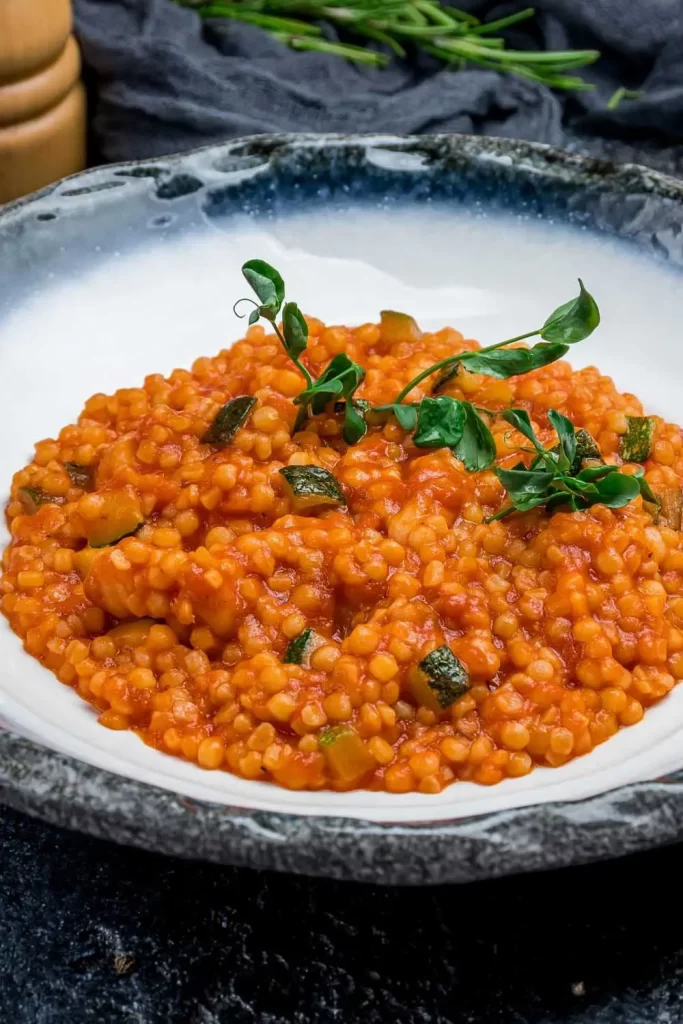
2 133 683 884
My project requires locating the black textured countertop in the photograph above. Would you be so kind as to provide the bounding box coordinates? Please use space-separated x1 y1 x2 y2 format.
3 806 682 1023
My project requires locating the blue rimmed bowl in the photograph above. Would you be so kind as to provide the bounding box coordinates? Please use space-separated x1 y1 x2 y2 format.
2 133 683 885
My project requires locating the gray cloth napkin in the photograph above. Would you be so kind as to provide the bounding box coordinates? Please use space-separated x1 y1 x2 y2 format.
73 0 683 174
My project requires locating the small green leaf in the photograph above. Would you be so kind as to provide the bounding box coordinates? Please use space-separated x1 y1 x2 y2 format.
310 377 345 414
494 466 553 499
452 402 497 472
282 302 308 359
594 471 641 508
343 400 368 445
632 466 658 504
576 464 618 483
548 409 577 472
486 493 548 522
393 405 419 431
413 396 466 449
541 280 600 345
561 475 601 497
459 342 569 379
545 490 581 514
501 409 544 452
297 354 365 415
371 404 419 431
242 259 285 321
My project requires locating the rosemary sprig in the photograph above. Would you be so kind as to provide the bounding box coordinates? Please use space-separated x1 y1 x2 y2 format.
607 87 642 111
176 0 600 89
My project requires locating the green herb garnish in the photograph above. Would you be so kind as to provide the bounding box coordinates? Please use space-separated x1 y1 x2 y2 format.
240 259 284 324
488 408 651 520
394 279 599 402
369 403 419 431
237 260 313 389
295 354 367 440
413 395 466 449
176 1 600 91
235 260 651 524
237 262 599 472
410 395 496 470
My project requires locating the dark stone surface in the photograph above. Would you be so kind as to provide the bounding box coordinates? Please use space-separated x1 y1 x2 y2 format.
3 804 683 1024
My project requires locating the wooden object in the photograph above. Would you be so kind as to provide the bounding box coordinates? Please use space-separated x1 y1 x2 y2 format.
0 0 86 204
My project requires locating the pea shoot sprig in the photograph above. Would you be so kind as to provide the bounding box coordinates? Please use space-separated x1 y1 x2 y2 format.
176 1 600 92
235 259 650 519
489 409 656 521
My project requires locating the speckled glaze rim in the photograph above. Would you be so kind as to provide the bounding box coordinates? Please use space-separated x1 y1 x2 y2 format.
3 132 683 885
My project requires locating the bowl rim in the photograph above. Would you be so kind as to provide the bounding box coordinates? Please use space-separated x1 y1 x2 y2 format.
3 130 683 884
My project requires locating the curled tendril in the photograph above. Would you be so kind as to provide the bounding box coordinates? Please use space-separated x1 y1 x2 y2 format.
233 297 260 319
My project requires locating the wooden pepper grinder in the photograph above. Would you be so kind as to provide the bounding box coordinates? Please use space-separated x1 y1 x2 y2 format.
0 0 86 205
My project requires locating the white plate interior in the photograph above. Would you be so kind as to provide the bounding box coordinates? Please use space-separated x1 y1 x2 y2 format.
1 201 682 823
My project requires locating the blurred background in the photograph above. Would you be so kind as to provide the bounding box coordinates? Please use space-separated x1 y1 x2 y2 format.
1 0 682 204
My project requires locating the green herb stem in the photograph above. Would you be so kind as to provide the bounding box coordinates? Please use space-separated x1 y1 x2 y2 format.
272 322 315 388
393 328 541 402
394 355 464 403
607 87 643 111
468 7 535 35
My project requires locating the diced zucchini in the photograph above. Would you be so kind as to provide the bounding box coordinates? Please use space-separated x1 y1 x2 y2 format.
319 725 375 785
653 486 682 530
283 628 324 666
64 462 94 490
642 498 661 525
333 399 371 416
17 487 60 514
620 416 655 463
74 546 110 578
379 310 422 346
549 428 602 474
409 645 470 713
85 489 144 548
279 466 346 513
432 362 460 394
573 429 602 471
107 618 158 648
203 396 257 446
